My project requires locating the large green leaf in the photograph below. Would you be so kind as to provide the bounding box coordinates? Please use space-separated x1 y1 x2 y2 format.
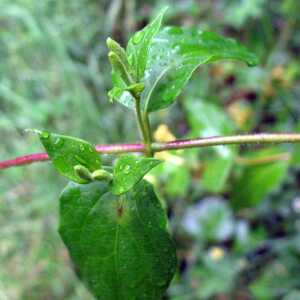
59 180 177 300
111 154 162 195
232 148 290 209
126 7 167 81
142 27 258 112
39 131 101 184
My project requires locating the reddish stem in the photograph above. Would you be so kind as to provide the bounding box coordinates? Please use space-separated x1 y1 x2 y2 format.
0 153 49 169
1 133 300 170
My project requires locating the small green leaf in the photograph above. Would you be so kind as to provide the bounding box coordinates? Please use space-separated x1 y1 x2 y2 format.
111 154 162 195
108 51 134 86
59 180 177 300
127 7 168 80
107 37 133 79
185 99 237 191
202 156 234 193
39 131 101 184
108 86 135 109
142 27 259 112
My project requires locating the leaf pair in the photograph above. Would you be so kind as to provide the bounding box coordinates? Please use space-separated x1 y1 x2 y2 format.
107 7 167 106
109 7 258 113
38 130 175 300
39 131 161 194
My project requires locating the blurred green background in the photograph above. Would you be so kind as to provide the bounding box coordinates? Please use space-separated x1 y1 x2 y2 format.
1 0 300 299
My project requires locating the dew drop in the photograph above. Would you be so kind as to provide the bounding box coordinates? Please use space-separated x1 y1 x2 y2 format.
79 144 85 152
124 165 131 174
54 137 64 147
247 59 258 67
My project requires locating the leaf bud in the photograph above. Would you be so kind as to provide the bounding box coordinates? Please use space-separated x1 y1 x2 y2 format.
92 169 113 182
74 165 93 182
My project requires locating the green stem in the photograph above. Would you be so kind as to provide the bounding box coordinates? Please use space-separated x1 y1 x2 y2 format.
134 97 149 155
142 111 154 157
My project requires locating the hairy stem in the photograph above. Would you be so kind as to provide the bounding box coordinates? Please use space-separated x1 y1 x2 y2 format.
1 133 300 170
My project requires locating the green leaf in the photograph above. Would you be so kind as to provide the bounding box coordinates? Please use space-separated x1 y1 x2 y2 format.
190 252 239 299
108 51 134 86
107 38 133 79
202 156 234 193
291 122 300 166
232 148 290 209
283 291 300 300
185 99 237 190
165 165 191 198
39 131 101 184
142 27 259 112
108 86 135 109
111 154 162 195
127 7 167 81
185 100 236 149
59 180 177 300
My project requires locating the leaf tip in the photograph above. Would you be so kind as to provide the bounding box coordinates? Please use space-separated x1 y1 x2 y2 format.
24 128 42 135
106 37 113 48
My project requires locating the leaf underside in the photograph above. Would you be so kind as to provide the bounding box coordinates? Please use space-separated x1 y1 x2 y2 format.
59 180 177 300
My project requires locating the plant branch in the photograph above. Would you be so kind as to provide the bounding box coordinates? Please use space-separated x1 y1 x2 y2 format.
1 133 300 170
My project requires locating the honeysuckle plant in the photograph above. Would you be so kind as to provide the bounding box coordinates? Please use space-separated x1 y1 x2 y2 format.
2 7 300 300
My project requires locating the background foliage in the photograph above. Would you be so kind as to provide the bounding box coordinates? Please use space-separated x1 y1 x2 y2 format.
1 0 300 299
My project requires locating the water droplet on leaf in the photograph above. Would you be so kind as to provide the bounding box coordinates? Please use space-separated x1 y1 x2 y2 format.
124 165 131 174
54 138 64 147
